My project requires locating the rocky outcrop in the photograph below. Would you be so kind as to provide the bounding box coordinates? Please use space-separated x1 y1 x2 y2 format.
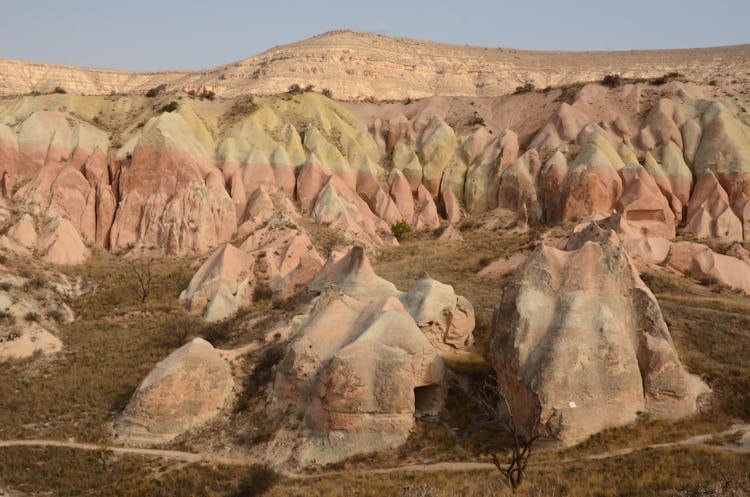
274 247 474 464
492 242 709 445
181 215 323 320
115 338 233 445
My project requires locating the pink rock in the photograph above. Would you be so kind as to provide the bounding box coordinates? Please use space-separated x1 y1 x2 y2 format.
493 241 709 446
559 163 622 222
413 184 440 230
439 187 462 224
664 241 750 294
477 251 528 278
684 172 742 241
435 224 464 241
37 217 90 265
615 165 676 238
388 169 415 222
180 243 255 321
296 155 330 214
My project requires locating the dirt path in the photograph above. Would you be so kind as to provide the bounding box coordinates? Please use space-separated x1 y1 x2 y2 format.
1 424 748 479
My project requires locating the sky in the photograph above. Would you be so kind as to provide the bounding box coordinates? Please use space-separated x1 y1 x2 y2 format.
1 0 748 71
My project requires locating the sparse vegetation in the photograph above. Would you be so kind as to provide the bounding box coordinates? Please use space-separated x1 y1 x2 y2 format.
601 73 622 88
391 219 412 240
53 86 67 94
126 258 153 306
513 82 535 94
651 71 684 85
23 311 40 322
145 84 167 97
230 465 281 497
159 100 179 113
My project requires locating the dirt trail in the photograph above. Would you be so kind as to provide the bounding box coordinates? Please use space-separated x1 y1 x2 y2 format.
0 424 748 479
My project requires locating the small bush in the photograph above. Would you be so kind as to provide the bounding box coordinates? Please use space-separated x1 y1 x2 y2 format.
287 84 302 94
24 311 40 322
513 82 535 94
601 73 622 88
230 464 280 497
651 72 683 85
322 88 333 98
53 86 66 94
0 310 15 325
45 309 65 324
391 220 412 240
159 101 179 113
23 276 47 290
234 344 286 414
145 84 166 97
468 115 485 126
252 283 273 301
199 89 215 100
0 281 12 291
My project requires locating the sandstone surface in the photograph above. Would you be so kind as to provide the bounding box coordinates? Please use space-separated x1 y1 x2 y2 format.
492 242 709 445
115 338 233 445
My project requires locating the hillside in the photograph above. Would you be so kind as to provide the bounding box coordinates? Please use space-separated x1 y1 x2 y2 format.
1 30 750 497
1 30 749 99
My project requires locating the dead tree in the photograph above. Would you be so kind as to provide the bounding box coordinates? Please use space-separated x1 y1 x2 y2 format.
127 259 153 306
476 373 559 492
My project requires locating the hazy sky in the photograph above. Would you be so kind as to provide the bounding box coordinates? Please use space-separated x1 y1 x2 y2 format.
1 0 748 71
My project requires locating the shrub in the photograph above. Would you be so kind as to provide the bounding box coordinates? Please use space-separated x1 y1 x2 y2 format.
234 344 285 413
230 464 280 497
0 310 15 325
159 101 179 113
651 72 683 85
391 220 412 240
513 82 535 94
252 283 272 301
468 115 485 126
287 84 302 94
53 86 66 94
24 311 40 322
322 88 333 98
46 309 65 324
145 84 166 97
601 73 622 88
199 89 215 100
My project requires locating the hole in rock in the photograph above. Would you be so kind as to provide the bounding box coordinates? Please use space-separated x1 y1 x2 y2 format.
414 384 442 418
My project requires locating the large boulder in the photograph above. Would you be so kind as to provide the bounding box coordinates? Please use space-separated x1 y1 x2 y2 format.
492 241 709 445
115 338 233 445
401 273 475 353
273 246 477 464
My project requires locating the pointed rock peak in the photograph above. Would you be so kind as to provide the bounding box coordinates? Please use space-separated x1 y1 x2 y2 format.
244 147 269 165
309 246 400 301
270 145 292 166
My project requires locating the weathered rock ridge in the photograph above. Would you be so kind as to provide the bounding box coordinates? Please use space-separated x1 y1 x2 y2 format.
1 31 748 100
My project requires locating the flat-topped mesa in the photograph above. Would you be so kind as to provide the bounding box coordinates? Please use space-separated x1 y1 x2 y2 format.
491 241 709 445
1 31 748 99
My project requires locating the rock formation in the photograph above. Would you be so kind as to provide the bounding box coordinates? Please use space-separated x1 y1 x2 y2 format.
115 338 233 445
492 241 709 445
273 247 474 463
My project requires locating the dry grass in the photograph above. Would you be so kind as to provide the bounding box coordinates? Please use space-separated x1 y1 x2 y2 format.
272 447 750 497
0 446 245 497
